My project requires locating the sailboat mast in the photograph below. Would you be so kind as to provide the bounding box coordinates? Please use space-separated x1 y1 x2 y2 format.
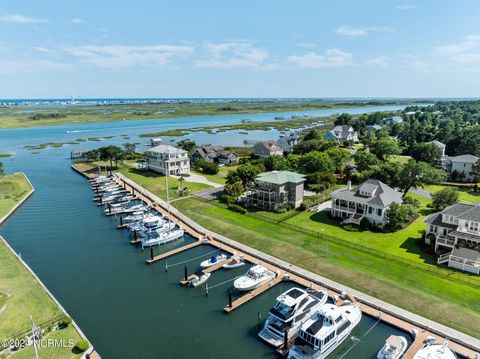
166 147 170 215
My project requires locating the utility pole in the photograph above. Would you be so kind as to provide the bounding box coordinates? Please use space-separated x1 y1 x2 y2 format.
30 314 39 359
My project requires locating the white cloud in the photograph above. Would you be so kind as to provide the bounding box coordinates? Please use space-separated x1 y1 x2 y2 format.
335 26 394 37
436 34 480 65
288 49 353 68
197 41 279 70
0 12 48 24
34 46 54 54
366 56 390 67
0 60 73 75
65 44 194 69
68 18 84 24
296 43 317 48
395 4 417 10
400 54 430 70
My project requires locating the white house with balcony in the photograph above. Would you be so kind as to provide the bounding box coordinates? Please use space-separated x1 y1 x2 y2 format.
424 203 480 274
145 144 190 175
324 125 359 144
331 179 403 226
441 154 478 182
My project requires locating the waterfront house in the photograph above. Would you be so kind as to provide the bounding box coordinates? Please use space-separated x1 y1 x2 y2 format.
331 179 403 226
70 148 89 161
191 145 239 166
381 116 403 126
277 133 300 152
252 141 284 159
324 125 359 144
145 144 190 175
245 170 306 211
441 154 478 182
424 203 480 274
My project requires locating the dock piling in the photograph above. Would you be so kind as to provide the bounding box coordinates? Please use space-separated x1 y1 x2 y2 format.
150 246 154 261
257 311 262 329
283 330 288 350
184 266 188 281
205 283 209 297
228 291 232 308
165 261 168 272
120 215 123 226
108 203 111 215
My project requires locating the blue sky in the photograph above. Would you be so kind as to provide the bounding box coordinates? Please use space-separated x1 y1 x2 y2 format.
1 0 480 98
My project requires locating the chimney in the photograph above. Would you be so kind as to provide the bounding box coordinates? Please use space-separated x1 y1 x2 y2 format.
347 180 352 190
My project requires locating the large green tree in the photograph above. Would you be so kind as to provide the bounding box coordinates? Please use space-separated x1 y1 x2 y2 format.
370 137 401 160
410 142 442 164
432 187 459 211
263 155 290 171
99 145 124 168
299 151 334 174
354 151 380 172
398 160 447 196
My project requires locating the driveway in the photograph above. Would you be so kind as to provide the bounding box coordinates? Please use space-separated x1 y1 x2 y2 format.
410 187 432 198
173 173 223 188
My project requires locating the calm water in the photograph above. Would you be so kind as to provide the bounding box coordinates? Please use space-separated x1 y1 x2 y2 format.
0 106 412 358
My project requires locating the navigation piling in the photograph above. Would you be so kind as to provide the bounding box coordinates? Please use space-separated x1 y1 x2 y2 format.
184 266 188 281
228 291 232 308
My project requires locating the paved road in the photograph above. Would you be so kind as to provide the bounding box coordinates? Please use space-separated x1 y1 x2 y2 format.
173 173 223 188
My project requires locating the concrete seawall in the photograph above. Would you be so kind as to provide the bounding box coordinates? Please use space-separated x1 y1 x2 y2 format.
114 172 480 355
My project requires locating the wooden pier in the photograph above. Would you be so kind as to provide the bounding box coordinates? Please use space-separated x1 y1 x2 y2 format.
180 257 230 285
224 275 284 313
146 240 203 264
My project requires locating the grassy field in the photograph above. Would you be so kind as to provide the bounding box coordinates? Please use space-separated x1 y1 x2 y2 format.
389 155 412 164
0 173 83 357
425 184 480 203
191 165 237 185
172 197 480 338
0 99 413 129
0 173 32 220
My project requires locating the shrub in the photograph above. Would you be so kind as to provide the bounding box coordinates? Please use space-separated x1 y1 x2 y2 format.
228 204 246 214
274 206 287 214
75 340 89 352
359 217 371 230
195 160 219 175
60 316 72 328
432 187 459 211
403 196 420 208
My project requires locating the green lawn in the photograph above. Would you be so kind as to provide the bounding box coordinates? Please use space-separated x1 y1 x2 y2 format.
0 173 32 220
172 197 480 338
10 325 83 359
425 184 480 203
389 155 412 164
0 173 83 357
191 165 238 185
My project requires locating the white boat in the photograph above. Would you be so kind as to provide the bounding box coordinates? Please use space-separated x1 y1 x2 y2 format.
123 213 145 224
233 265 276 291
377 335 408 359
121 204 148 214
188 272 211 287
141 229 184 248
287 299 362 359
200 254 228 268
128 215 165 232
259 287 328 347
139 221 176 238
222 257 246 269
413 340 457 359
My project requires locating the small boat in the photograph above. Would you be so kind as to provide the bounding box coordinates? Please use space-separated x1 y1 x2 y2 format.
200 254 228 268
413 340 457 359
188 272 211 287
288 297 362 359
234 265 276 291
377 335 408 359
122 213 145 224
121 204 148 214
222 257 246 269
129 215 165 232
141 229 184 248
259 287 328 347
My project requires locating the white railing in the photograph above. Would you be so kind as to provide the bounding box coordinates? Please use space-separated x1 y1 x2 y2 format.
436 237 456 247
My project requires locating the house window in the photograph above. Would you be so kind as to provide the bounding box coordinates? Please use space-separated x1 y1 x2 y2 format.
368 207 372 214
377 208 382 216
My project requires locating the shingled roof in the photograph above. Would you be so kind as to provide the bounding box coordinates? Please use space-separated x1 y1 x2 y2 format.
332 179 403 207
256 170 306 185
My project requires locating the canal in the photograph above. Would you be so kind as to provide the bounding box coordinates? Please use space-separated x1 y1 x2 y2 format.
0 106 413 358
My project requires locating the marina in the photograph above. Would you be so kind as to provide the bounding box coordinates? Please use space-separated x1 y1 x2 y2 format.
0 105 478 358
85 169 479 358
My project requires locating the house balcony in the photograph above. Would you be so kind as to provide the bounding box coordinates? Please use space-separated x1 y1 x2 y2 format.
436 236 456 247
332 204 356 213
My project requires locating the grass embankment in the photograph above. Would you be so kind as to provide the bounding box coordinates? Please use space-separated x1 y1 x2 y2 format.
172 197 480 338
0 173 83 357
425 184 480 203
0 99 414 129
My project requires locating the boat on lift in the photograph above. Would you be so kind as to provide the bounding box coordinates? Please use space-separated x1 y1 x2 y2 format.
188 272 211 287
413 339 457 359
140 228 184 248
222 257 246 269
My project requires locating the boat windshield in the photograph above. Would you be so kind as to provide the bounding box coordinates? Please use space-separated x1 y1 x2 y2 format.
274 303 294 316
246 270 260 280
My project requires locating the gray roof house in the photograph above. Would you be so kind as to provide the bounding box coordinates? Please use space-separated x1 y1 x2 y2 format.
441 154 479 182
252 141 284 159
331 179 403 226
277 133 300 152
429 140 446 157
191 145 239 166
324 125 359 143
245 170 306 211
145 144 190 175
424 203 480 274
382 116 403 126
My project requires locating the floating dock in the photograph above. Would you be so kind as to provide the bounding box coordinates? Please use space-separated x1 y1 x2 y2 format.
180 256 230 285
146 240 203 263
